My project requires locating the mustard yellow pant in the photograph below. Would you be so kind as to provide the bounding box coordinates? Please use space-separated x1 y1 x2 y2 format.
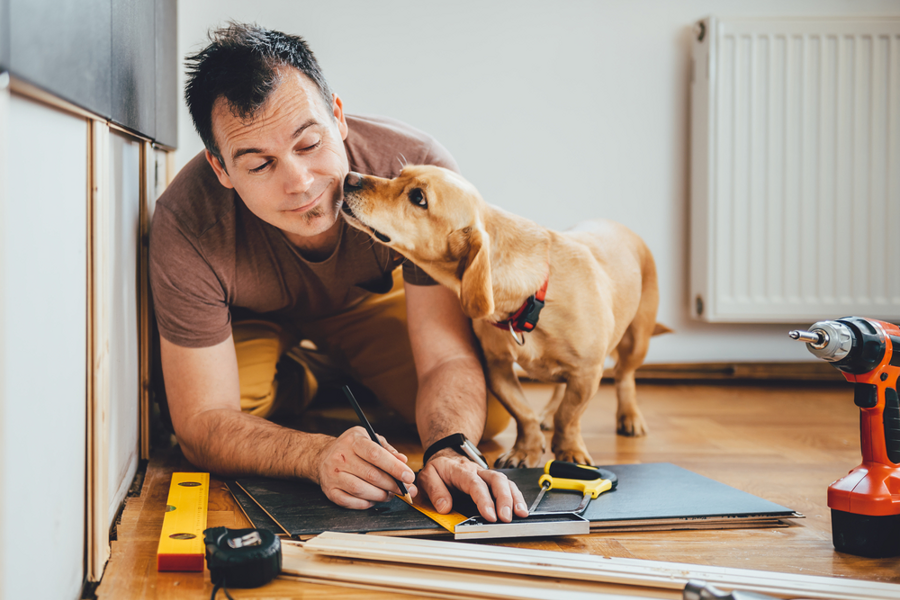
232 268 511 441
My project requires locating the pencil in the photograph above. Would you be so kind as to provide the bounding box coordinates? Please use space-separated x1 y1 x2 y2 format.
342 385 412 503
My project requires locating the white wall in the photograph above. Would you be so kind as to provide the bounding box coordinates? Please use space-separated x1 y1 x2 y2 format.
0 74 7 600
176 0 900 363
0 93 87 600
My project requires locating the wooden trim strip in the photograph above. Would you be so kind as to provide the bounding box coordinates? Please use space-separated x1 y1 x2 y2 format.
280 544 671 600
9 76 154 146
87 120 111 581
107 120 152 144
84 113 94 582
165 150 176 186
297 532 900 600
9 76 102 122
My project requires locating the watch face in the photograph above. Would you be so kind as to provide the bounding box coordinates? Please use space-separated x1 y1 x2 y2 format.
461 439 489 469
423 433 490 469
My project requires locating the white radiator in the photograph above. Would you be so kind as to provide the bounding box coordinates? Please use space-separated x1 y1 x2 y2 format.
690 16 900 323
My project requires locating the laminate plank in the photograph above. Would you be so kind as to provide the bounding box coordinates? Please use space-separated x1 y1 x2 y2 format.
281 544 673 600
233 462 794 539
298 532 899 600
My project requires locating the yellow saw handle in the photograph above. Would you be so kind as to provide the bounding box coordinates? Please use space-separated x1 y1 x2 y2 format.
537 473 612 499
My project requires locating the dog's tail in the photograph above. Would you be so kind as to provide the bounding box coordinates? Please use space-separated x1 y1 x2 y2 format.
652 323 674 336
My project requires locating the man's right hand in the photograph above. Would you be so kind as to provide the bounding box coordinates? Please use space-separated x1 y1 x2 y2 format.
311 426 417 509
160 334 416 509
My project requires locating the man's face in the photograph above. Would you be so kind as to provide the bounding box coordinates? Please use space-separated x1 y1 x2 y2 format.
206 69 349 246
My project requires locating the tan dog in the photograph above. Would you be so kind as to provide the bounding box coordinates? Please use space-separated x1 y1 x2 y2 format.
342 165 670 467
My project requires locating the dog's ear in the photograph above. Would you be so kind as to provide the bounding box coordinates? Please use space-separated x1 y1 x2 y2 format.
459 226 494 319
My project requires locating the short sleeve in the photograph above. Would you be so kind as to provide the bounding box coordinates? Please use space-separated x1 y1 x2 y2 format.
401 260 437 285
420 136 461 174
149 204 232 348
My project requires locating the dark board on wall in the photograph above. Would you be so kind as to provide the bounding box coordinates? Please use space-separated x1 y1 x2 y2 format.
0 0 177 147
155 0 177 148
112 0 156 137
8 0 112 118
0 0 9 70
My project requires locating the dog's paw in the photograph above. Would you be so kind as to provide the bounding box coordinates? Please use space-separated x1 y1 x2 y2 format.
616 410 649 437
552 446 595 466
539 414 554 432
494 441 546 469
494 451 541 469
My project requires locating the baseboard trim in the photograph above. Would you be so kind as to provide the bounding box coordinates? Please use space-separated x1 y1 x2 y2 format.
608 361 846 383
514 362 846 383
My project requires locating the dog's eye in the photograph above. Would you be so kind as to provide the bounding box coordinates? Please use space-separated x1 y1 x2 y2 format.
408 188 427 209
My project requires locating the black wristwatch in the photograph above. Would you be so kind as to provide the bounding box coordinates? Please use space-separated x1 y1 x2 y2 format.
422 433 488 469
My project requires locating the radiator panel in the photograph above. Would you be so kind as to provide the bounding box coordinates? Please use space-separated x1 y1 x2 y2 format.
691 17 900 322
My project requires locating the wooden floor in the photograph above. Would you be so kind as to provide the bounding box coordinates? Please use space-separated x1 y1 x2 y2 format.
96 380 900 599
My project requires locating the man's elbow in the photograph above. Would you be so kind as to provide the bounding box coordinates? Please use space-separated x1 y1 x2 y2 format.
171 427 213 471
176 436 207 470
170 410 225 473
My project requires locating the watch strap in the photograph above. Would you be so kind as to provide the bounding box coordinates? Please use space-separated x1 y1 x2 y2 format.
422 433 480 466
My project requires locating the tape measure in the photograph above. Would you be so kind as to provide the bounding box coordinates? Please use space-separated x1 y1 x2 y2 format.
157 472 210 571
399 494 469 533
204 527 282 589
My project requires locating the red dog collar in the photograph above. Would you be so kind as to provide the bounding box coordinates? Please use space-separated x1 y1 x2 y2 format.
492 276 549 335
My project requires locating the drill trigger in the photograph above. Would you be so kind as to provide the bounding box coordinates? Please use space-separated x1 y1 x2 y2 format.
854 383 878 409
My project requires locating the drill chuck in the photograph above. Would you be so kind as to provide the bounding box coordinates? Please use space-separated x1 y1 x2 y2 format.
788 320 853 362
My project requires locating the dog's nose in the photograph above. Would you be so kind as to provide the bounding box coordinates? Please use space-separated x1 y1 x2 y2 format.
344 171 365 192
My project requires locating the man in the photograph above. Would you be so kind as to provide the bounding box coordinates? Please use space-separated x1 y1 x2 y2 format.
149 23 528 523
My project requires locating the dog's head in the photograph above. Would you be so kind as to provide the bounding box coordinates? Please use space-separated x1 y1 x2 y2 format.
342 165 494 319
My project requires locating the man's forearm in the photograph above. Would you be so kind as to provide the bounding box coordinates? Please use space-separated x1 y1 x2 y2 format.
176 408 331 480
404 283 525 522
416 354 487 450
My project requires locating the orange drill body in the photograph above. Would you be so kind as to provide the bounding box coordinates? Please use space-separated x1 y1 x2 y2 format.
791 316 900 557
828 319 900 517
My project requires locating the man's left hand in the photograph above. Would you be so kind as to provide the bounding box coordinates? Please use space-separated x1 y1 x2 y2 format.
416 449 528 522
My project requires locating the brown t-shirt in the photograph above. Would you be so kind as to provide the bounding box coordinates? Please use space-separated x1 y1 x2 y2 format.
149 114 456 348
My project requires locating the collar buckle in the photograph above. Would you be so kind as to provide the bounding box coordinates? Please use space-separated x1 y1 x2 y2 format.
514 295 545 333
492 276 549 343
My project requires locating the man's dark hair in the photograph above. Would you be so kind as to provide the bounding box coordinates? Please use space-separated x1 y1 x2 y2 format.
184 22 333 167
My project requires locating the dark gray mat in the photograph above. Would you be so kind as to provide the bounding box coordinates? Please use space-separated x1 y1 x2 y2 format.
224 480 287 536
231 462 798 539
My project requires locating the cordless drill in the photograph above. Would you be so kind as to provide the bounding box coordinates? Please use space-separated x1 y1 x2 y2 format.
789 316 900 557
